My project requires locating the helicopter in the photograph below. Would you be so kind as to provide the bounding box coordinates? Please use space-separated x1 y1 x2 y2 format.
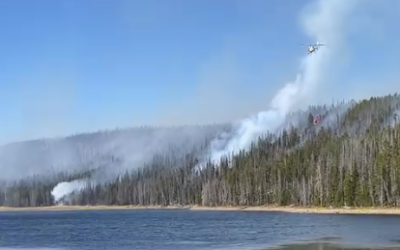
307 41 326 54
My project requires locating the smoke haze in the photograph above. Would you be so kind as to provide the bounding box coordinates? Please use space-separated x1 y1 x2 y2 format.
2 0 398 203
199 0 360 166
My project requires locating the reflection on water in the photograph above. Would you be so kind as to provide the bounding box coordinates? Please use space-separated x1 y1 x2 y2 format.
267 237 400 250
268 242 399 250
2 210 400 250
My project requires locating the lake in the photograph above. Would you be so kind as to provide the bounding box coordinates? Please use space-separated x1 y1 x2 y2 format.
0 209 399 250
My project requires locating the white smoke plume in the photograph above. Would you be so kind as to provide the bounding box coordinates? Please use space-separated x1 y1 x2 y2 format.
47 125 226 204
201 0 363 166
48 0 367 202
51 179 88 204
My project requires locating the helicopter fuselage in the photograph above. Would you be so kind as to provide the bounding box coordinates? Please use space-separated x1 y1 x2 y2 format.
308 42 325 54
308 45 316 54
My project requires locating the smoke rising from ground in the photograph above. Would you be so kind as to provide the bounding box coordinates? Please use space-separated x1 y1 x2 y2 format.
50 0 363 202
4 0 391 203
0 125 227 202
45 125 227 203
197 0 362 166
51 179 87 204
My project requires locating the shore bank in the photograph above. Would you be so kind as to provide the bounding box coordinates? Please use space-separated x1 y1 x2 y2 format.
1 205 400 214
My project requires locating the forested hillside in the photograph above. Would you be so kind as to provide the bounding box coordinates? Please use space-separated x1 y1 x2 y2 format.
1 94 400 208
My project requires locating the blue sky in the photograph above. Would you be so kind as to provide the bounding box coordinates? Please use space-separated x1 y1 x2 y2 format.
0 0 399 143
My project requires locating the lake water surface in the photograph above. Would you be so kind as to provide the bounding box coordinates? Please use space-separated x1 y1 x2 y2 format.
0 209 399 250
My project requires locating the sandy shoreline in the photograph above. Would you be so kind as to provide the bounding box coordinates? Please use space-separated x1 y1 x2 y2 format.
1 205 400 214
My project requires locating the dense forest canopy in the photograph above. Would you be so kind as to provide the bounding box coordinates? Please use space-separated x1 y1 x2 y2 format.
1 94 400 208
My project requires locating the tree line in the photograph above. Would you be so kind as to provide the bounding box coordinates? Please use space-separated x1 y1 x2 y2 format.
1 94 400 208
